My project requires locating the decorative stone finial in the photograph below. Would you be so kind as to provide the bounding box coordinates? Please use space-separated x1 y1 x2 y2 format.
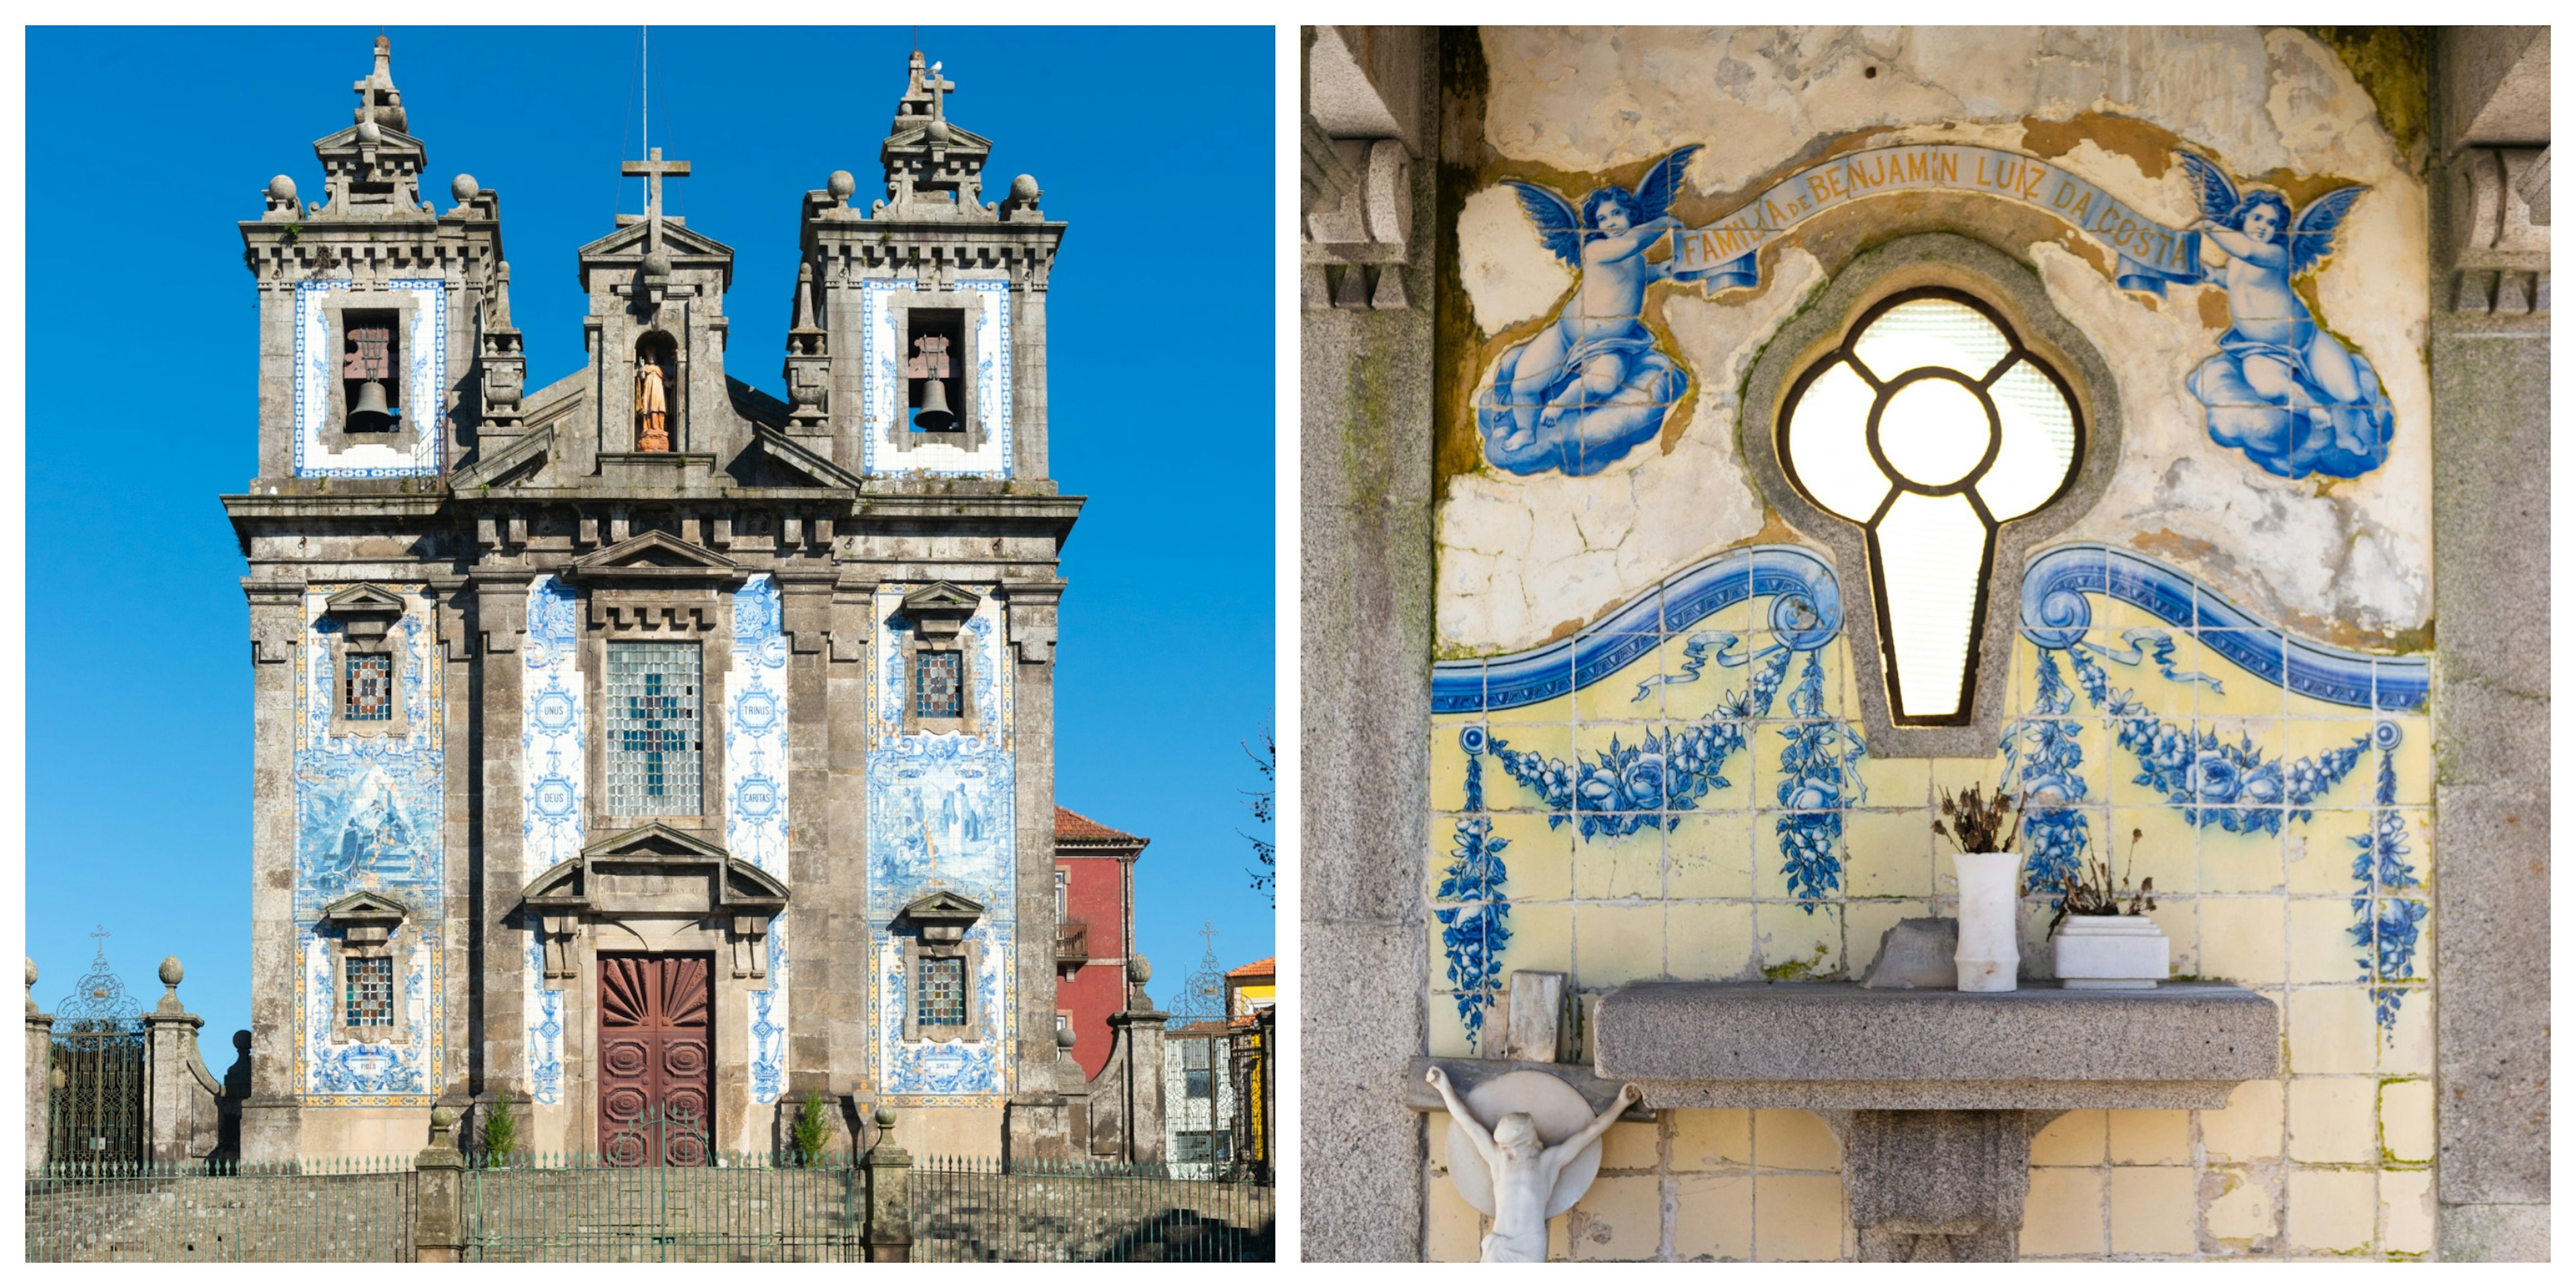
1056 1016 1077 1052
356 117 382 145
827 169 856 202
268 174 299 205
23 957 34 1017
1128 955 1152 985
452 174 479 204
641 250 674 282
874 1106 897 1130
353 34 407 134
1010 174 1040 203
234 1030 252 1053
159 957 183 988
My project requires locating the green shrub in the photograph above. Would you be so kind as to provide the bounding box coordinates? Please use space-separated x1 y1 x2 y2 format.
791 1089 832 1165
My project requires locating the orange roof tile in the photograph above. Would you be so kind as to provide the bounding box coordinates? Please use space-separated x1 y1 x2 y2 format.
1226 957 1275 979
1054 806 1146 844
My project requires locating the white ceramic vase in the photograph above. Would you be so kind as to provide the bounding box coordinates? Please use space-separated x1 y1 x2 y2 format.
2053 915 2170 989
1952 851 2024 992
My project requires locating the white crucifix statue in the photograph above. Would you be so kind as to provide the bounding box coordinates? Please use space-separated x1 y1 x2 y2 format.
1426 1065 1641 1262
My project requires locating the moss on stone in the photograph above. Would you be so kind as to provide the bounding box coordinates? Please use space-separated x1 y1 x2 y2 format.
2302 27 2432 159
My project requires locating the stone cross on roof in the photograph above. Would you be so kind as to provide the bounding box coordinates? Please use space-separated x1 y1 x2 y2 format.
620 146 691 254
920 60 955 121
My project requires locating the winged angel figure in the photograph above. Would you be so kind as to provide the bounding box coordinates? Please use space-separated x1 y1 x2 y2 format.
2179 154 2393 479
1474 146 1699 476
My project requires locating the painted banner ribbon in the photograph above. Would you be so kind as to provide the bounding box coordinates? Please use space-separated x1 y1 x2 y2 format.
1670 144 2202 295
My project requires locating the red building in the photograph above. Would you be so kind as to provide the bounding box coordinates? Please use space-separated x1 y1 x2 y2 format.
1054 806 1148 1079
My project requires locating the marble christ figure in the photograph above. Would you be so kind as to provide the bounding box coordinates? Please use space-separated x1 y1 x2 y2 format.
636 354 672 451
2178 153 2392 480
1474 146 1700 478
1426 1065 1642 1262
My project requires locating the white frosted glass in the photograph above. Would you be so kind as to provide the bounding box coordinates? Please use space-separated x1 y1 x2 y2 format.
1877 376 1992 488
1782 360 1890 521
1875 492 1988 718
1976 358 2081 521
1851 299 2010 384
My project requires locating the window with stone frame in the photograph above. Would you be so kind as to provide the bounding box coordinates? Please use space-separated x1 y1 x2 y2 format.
344 652 395 721
916 955 967 1028
604 641 702 816
343 955 396 1028
916 649 965 718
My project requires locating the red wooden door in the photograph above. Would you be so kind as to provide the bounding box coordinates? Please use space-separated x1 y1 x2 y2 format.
597 953 713 1166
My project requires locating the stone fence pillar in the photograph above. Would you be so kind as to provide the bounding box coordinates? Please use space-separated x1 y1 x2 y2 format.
861 1108 912 1262
1104 1003 1169 1164
414 1107 467 1263
140 957 225 1163
26 957 52 1172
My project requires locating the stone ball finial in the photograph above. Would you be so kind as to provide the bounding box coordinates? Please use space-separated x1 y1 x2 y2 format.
641 250 674 280
431 1106 455 1128
234 1030 252 1053
925 119 951 145
1010 174 1040 204
159 956 184 988
1056 1018 1077 1051
268 174 299 205
874 1106 897 1130
356 117 382 145
827 170 857 201
24 957 34 988
451 174 480 205
1128 955 1152 985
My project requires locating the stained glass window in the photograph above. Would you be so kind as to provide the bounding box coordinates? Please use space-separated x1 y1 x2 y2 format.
345 956 394 1028
916 649 965 720
1779 290 2082 723
605 641 701 815
345 653 394 721
916 956 967 1028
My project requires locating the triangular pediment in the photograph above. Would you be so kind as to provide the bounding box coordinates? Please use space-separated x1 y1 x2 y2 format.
885 121 994 153
725 861 793 906
576 219 735 263
899 890 987 924
325 584 408 619
568 530 741 584
521 859 584 905
321 889 411 924
748 425 865 490
313 123 424 155
901 582 982 616
582 822 731 863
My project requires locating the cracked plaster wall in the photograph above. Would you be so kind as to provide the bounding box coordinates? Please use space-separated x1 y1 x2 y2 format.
1442 25 2430 657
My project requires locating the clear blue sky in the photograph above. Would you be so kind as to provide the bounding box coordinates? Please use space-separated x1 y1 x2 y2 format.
24 26 1275 1071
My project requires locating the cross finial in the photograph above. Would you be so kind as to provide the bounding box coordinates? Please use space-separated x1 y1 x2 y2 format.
925 66 955 121
88 925 111 965
621 146 691 254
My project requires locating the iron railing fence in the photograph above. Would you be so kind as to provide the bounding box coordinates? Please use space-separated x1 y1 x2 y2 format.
909 1156 1275 1262
25 1157 417 1263
462 1150 867 1262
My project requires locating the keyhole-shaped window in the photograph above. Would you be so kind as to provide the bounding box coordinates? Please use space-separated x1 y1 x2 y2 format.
1778 289 2082 722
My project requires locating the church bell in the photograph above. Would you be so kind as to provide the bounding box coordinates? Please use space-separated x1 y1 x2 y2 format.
912 376 957 432
347 379 397 431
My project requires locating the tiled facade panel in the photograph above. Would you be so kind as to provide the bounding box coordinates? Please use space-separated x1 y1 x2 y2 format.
1428 27 2435 1260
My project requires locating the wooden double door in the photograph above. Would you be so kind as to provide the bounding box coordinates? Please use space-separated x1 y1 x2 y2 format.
597 953 713 1166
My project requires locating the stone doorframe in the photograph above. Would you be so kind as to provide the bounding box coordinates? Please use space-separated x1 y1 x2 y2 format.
521 822 792 1157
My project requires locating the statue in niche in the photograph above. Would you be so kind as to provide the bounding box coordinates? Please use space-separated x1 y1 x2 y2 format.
635 352 672 451
2178 154 2392 480
1426 1065 1640 1262
1474 146 1699 478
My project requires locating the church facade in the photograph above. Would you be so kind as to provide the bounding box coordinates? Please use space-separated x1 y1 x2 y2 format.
227 38 1086 1163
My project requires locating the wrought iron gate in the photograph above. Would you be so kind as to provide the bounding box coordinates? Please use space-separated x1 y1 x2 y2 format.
48 929 146 1166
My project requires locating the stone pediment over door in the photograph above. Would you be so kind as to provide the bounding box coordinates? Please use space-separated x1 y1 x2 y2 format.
520 822 791 980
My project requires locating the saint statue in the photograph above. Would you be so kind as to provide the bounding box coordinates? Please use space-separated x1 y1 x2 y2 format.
636 354 671 451
1426 1065 1641 1262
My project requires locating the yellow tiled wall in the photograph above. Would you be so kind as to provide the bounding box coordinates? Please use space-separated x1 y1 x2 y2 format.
1426 603 2432 1260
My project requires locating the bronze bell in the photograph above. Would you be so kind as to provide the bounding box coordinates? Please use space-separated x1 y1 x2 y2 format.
912 377 956 432
347 379 397 431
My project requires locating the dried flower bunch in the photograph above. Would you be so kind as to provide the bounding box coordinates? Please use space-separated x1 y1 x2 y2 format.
2047 827 2159 934
1931 782 2022 854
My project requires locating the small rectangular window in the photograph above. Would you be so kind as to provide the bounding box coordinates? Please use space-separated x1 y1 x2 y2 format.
1055 869 1069 921
916 956 967 1029
344 956 394 1028
605 642 702 815
915 649 964 719
344 653 394 721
